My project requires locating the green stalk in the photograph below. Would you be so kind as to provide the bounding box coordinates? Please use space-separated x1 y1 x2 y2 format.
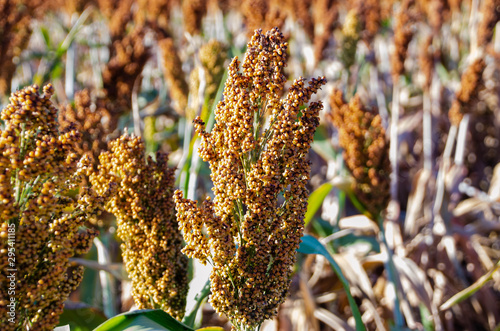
440 260 500 311
378 216 405 327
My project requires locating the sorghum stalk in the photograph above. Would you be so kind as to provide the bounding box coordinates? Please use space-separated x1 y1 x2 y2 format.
174 28 325 330
390 0 416 226
0 84 109 331
419 35 435 172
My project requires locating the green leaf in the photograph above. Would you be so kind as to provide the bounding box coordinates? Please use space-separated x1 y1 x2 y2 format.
40 27 53 50
94 309 194 331
203 68 227 129
36 6 93 85
182 280 211 328
312 127 337 161
346 191 372 219
311 218 334 238
335 234 380 253
50 60 65 80
94 236 117 318
304 183 333 227
56 6 93 57
419 304 433 331
298 235 366 331
58 305 107 331
79 245 99 307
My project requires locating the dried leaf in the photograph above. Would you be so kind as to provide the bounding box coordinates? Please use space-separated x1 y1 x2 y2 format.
489 163 500 200
314 307 355 331
440 260 500 311
404 169 431 236
338 215 379 235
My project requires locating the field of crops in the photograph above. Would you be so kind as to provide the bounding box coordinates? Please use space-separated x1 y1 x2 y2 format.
1 0 499 330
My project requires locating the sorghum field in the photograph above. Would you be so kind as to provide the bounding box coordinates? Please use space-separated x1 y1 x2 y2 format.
1 0 499 330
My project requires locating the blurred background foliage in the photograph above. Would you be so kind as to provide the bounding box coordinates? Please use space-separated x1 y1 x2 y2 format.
1 0 500 330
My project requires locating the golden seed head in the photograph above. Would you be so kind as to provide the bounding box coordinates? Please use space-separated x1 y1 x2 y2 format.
329 89 391 219
175 28 325 329
91 134 189 320
0 84 103 330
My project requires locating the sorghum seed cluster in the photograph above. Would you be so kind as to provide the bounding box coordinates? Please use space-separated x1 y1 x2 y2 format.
329 89 391 219
175 28 325 329
448 58 486 127
91 134 189 320
0 84 108 330
159 37 190 117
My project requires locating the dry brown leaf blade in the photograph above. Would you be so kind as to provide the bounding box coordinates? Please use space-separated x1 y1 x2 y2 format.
335 251 377 302
393 255 443 329
338 215 379 235
314 307 355 331
489 163 500 200
404 168 431 236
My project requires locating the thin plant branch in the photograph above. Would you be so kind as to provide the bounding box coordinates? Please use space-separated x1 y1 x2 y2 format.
440 260 500 311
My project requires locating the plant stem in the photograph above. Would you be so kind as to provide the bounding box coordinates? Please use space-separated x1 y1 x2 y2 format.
132 77 141 137
423 90 433 171
378 217 405 328
388 81 400 224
